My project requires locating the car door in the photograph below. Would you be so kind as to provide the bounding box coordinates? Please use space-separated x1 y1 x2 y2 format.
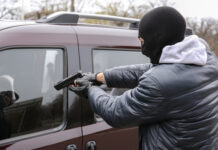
83 48 149 150
76 26 150 150
0 47 82 150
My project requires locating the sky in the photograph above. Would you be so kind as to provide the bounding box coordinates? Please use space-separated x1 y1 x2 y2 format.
22 0 218 19
172 0 218 19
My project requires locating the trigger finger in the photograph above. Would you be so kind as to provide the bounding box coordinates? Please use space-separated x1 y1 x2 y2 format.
74 80 79 87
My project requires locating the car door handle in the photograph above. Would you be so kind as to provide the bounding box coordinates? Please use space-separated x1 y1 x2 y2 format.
66 144 77 150
86 141 97 150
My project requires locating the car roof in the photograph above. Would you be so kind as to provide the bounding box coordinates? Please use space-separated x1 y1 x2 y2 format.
0 19 140 49
0 20 35 31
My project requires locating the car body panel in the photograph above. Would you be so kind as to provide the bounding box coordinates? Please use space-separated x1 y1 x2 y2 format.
0 21 34 31
0 21 141 150
82 122 138 150
74 26 140 47
0 24 77 48
76 25 141 150
0 22 83 150
4 127 82 150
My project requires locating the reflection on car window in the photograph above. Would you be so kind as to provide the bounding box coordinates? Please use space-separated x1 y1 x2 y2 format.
0 48 63 140
93 49 150 73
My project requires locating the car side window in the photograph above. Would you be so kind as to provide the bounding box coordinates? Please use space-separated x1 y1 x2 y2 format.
0 48 64 141
92 49 150 121
93 49 150 73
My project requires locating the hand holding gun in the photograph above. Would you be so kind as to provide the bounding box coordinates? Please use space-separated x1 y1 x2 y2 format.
54 72 83 90
54 71 104 97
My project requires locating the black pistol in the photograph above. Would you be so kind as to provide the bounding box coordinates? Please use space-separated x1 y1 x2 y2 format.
54 72 83 90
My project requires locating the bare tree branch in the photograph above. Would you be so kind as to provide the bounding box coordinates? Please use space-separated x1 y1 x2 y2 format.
187 17 218 56
0 0 20 19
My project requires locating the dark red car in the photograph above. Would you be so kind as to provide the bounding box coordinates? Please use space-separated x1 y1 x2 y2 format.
0 12 150 150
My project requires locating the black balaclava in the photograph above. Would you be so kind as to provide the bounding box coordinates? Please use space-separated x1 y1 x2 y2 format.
139 6 186 64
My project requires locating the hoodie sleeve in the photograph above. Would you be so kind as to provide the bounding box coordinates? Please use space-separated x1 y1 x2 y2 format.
88 74 166 128
103 63 152 89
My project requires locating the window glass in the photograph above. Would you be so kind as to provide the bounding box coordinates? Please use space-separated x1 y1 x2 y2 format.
92 49 150 121
0 48 63 140
93 49 150 73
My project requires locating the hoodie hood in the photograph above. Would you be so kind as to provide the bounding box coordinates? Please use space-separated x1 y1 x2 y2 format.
159 35 207 66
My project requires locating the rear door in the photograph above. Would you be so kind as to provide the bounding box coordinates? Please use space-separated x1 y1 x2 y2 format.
75 26 150 150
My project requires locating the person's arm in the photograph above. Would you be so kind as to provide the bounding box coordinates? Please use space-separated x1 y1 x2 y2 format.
99 63 152 89
88 74 166 128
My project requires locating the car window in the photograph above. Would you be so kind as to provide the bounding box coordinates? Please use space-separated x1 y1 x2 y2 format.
93 49 150 73
92 49 150 121
0 48 64 141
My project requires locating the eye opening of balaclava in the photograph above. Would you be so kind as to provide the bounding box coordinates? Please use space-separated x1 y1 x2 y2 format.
139 6 186 64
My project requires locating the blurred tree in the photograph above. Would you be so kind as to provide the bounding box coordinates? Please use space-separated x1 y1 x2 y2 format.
24 0 69 20
71 0 75 11
95 0 149 19
24 0 93 20
74 0 93 12
94 0 174 18
87 0 149 26
187 18 218 56
0 0 20 20
148 0 175 8
91 0 174 26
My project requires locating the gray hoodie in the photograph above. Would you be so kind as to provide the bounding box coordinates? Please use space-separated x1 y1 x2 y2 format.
159 35 207 65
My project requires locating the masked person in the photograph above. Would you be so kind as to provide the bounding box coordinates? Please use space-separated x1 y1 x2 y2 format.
70 6 218 150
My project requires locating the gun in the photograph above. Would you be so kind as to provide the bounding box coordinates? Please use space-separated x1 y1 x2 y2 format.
54 72 83 90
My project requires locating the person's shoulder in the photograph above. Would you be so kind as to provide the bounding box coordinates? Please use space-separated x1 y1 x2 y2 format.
141 64 174 80
139 64 199 98
138 64 173 90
